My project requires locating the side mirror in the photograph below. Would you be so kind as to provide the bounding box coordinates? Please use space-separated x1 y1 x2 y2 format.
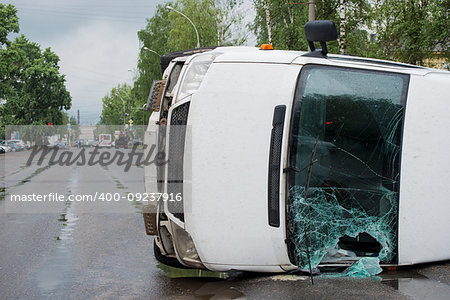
303 20 338 57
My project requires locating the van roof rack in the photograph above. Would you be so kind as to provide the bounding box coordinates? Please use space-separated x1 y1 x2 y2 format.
303 20 338 58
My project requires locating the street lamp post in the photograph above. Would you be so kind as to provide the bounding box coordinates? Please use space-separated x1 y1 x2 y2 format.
113 91 127 128
143 47 161 57
166 5 200 48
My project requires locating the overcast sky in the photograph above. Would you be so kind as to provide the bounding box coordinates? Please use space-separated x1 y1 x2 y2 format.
4 0 166 124
4 0 256 125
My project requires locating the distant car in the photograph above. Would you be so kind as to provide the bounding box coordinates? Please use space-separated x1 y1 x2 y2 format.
115 136 128 149
98 134 112 148
47 142 66 149
0 146 5 153
88 140 97 147
9 139 28 150
0 141 11 152
76 139 87 148
57 142 66 149
132 139 143 146
6 141 23 152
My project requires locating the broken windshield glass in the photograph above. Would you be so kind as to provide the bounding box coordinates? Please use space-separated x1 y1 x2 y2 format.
287 65 409 269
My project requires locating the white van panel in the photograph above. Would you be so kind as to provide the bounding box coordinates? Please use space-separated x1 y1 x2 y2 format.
398 72 450 264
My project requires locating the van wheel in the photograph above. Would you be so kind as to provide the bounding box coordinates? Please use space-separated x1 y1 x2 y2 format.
153 240 189 269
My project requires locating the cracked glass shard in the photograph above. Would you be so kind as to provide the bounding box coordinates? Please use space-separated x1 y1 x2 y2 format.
343 257 383 277
288 186 397 268
324 257 383 278
287 66 408 269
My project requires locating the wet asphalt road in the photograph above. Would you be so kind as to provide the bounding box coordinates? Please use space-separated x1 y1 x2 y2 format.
1 149 449 299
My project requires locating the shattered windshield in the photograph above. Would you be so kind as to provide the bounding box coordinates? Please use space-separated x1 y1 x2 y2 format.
286 65 409 269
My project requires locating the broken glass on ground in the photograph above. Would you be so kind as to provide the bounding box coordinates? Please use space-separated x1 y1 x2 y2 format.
321 257 383 278
343 257 383 278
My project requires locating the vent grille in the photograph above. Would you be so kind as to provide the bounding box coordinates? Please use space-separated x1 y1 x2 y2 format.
167 102 190 222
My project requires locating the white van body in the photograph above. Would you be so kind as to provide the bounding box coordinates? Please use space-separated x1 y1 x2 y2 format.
144 46 450 272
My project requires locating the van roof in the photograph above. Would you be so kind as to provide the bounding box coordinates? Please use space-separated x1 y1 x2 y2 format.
210 46 448 76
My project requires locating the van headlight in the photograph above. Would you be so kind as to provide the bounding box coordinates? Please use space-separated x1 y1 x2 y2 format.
177 53 221 101
171 222 205 269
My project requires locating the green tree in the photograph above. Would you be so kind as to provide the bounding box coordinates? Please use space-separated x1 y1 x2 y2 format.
133 0 246 115
0 5 71 128
0 4 19 46
167 0 245 49
372 0 449 66
134 3 173 115
252 0 310 50
252 0 371 54
1 35 72 125
99 83 132 126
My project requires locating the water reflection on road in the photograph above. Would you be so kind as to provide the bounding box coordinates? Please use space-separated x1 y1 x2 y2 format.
381 267 450 300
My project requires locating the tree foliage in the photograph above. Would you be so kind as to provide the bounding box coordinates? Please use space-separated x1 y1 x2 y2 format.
0 4 19 46
99 83 134 126
1 35 72 125
251 0 448 66
251 0 372 54
372 0 449 66
132 0 246 119
0 4 71 140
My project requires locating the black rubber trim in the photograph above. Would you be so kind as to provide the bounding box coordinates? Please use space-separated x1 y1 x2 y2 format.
268 105 286 227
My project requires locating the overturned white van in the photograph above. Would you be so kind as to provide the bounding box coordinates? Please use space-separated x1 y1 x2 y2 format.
143 21 450 273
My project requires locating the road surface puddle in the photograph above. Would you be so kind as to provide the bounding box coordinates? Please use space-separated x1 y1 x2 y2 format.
381 269 450 300
157 264 246 299
35 175 79 297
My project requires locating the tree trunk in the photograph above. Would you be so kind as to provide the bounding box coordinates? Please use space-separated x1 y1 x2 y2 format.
263 0 273 44
339 0 346 54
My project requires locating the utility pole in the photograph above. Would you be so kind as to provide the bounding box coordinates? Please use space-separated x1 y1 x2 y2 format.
289 0 315 50
308 0 315 22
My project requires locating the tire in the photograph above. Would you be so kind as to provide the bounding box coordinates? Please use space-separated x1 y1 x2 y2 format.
153 240 189 269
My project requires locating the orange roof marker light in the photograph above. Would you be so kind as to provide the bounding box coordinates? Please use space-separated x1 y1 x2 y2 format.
260 44 274 50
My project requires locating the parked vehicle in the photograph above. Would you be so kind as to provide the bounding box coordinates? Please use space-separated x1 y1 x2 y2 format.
98 134 112 148
6 141 23 152
143 21 450 272
8 139 28 150
0 141 11 152
0 146 5 153
88 140 97 147
132 139 143 146
76 139 87 148
114 133 128 149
